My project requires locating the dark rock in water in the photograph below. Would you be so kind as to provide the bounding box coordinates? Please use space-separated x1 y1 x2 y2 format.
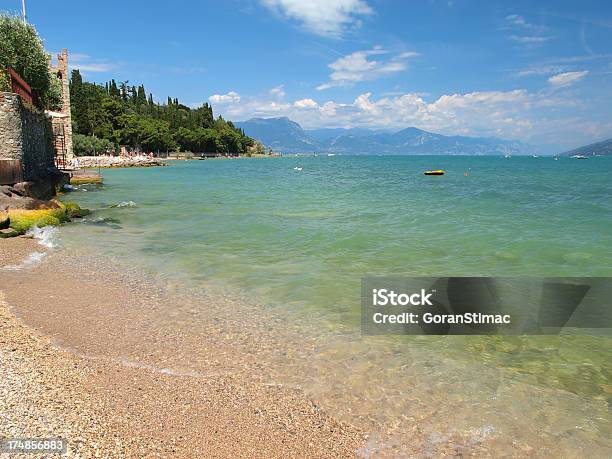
0 210 9 229
11 170 68 200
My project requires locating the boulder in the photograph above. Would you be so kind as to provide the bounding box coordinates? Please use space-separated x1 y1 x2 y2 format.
0 193 62 211
0 210 9 229
0 227 19 238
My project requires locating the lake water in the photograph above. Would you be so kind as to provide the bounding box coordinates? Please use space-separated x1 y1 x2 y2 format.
58 155 612 455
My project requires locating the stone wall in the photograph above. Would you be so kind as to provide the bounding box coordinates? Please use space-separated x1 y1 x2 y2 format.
0 92 55 183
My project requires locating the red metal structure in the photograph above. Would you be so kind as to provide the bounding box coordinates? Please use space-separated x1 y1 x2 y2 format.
6 67 41 108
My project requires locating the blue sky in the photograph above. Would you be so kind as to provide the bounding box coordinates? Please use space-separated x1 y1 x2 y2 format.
14 0 612 149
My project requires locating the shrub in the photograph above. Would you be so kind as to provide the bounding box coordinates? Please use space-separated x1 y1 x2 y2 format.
0 67 10 91
0 13 56 108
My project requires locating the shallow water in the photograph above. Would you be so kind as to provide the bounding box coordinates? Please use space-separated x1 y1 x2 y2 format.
58 156 611 455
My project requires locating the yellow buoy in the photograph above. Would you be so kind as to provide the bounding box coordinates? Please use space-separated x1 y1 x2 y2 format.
424 170 445 175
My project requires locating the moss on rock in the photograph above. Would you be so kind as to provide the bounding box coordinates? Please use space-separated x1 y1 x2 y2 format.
8 208 66 234
4 201 91 237
64 202 90 218
33 215 61 227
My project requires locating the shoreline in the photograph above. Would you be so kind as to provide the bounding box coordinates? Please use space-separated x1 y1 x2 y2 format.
2 226 610 457
0 237 365 458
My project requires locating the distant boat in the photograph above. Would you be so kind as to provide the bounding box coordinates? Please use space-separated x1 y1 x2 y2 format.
571 155 589 159
504 154 511 158
327 153 336 157
424 170 445 176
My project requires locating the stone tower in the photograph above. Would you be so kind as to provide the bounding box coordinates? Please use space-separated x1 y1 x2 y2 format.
48 49 73 160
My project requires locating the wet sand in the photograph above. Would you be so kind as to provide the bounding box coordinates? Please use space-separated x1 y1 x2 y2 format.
0 237 364 458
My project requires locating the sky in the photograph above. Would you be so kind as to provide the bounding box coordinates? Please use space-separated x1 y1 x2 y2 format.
12 0 612 149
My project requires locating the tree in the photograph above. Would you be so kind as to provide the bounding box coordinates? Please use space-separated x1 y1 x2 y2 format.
69 75 254 155
73 133 114 156
0 13 55 107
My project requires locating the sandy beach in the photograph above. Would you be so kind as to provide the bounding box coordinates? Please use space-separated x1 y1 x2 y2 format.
0 237 365 458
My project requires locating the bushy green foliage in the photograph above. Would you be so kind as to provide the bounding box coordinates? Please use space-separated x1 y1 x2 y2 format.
70 70 254 154
46 72 63 110
0 13 57 108
0 67 10 91
73 133 115 156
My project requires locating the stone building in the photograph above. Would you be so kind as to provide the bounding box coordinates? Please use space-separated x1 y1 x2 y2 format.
48 48 74 162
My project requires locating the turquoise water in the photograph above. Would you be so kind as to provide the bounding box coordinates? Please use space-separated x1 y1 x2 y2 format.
64 156 612 309
59 156 612 454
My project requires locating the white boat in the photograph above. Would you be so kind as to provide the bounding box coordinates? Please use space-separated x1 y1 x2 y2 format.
571 155 589 159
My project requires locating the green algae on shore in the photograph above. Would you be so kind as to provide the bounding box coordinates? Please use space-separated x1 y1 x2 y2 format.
5 201 90 236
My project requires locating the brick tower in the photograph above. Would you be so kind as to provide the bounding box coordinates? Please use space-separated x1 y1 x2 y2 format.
48 49 73 160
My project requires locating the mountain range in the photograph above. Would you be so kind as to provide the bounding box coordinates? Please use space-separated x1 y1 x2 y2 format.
236 117 547 156
560 137 612 157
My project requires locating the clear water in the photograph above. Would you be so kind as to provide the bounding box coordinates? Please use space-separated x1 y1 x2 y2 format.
59 156 612 455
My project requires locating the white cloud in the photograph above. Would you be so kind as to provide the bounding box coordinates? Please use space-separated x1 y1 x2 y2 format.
548 71 589 87
209 89 539 138
509 35 554 45
294 98 318 108
269 85 286 98
260 0 372 37
209 91 241 104
516 65 569 77
206 85 600 146
504 14 553 47
317 48 419 90
69 53 116 73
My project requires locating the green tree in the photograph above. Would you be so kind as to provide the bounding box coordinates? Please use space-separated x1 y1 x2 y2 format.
0 13 55 107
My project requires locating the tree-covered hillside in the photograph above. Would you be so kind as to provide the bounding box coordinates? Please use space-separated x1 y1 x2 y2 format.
70 70 254 155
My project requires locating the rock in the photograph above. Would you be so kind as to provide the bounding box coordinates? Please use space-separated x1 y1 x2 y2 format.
33 215 60 227
11 170 68 201
0 210 9 229
0 193 61 211
64 202 90 218
0 227 18 238
0 185 14 196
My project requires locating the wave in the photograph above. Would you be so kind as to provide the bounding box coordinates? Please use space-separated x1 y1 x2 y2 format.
2 251 47 271
26 225 60 248
111 201 136 208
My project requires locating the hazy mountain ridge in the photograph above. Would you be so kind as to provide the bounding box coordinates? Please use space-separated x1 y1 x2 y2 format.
236 117 542 155
560 138 612 157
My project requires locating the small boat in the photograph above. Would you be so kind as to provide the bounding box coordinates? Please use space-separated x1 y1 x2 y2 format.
424 170 445 176
571 155 589 159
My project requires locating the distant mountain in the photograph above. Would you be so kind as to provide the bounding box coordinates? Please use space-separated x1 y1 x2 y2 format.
560 138 612 157
235 117 318 152
236 117 540 155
